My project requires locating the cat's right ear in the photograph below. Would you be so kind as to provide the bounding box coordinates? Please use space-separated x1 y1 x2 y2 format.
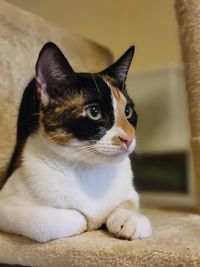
35 42 76 105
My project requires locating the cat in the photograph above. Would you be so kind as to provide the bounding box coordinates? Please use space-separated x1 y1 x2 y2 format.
0 42 152 242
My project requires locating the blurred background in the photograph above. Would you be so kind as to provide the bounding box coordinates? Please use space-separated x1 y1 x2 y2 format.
6 0 194 209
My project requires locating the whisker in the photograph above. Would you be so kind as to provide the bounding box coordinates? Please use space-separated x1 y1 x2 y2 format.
91 73 100 95
55 147 99 163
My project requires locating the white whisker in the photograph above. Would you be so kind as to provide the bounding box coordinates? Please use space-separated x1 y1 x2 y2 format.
91 73 100 95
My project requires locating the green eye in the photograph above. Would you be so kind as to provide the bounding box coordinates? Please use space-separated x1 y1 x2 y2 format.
125 105 134 119
85 105 102 121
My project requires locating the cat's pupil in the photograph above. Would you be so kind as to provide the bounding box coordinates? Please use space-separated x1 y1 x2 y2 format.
91 107 99 116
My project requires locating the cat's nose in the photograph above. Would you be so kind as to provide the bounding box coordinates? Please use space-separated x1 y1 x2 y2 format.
119 136 133 148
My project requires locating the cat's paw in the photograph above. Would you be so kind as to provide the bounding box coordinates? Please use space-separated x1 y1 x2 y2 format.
106 209 152 240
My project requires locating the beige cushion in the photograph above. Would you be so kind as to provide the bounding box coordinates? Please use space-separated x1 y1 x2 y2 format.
0 209 200 266
0 0 112 183
1 2 199 267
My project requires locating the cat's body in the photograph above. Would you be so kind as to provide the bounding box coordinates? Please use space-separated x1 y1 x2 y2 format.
1 134 137 240
0 43 152 242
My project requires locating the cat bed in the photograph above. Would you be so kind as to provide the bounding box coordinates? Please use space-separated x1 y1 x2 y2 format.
0 209 200 266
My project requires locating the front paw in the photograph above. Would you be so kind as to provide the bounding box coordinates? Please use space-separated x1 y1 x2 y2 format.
106 209 152 240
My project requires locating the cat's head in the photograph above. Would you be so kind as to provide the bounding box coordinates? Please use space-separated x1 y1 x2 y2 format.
35 42 137 165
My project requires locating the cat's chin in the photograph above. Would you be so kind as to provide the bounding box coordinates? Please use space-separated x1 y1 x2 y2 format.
102 151 131 163
86 148 132 165
78 153 130 167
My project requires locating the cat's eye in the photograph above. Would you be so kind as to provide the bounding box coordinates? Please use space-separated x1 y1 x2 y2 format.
125 105 134 119
85 105 102 121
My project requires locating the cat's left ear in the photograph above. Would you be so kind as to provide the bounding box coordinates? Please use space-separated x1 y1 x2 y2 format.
100 46 135 83
35 42 77 105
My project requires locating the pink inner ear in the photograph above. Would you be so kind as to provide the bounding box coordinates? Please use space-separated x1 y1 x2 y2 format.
36 76 49 106
36 65 46 88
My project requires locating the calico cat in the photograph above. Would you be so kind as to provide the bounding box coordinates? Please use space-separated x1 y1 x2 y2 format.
0 42 152 242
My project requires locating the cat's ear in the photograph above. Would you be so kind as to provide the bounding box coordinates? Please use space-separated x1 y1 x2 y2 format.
35 42 76 105
100 46 135 83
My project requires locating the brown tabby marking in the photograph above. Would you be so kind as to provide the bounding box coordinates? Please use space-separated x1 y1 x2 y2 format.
47 129 73 146
40 93 85 146
54 93 85 117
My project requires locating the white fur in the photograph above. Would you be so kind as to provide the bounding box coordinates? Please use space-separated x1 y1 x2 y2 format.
107 209 152 240
0 90 152 242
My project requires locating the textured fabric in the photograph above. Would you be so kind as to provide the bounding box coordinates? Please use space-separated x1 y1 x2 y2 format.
0 0 112 184
1 1 199 267
191 137 200 209
175 0 200 138
175 0 200 211
0 209 200 266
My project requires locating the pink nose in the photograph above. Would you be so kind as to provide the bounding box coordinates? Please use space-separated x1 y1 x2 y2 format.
119 136 133 148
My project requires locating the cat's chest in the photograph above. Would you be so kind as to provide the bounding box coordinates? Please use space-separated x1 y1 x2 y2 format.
27 158 133 216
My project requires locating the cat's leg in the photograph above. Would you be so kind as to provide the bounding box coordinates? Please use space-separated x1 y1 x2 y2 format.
106 200 152 240
0 203 87 242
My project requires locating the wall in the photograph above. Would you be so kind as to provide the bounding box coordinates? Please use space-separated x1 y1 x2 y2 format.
6 0 182 72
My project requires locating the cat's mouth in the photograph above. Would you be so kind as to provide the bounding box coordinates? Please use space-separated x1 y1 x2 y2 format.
98 150 129 158
92 148 131 164
94 141 135 160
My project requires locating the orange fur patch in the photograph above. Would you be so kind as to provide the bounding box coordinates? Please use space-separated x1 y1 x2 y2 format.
112 136 124 148
111 87 135 142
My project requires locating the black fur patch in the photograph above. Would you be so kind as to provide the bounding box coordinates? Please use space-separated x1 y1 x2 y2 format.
6 79 40 178
62 73 115 140
41 73 115 141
